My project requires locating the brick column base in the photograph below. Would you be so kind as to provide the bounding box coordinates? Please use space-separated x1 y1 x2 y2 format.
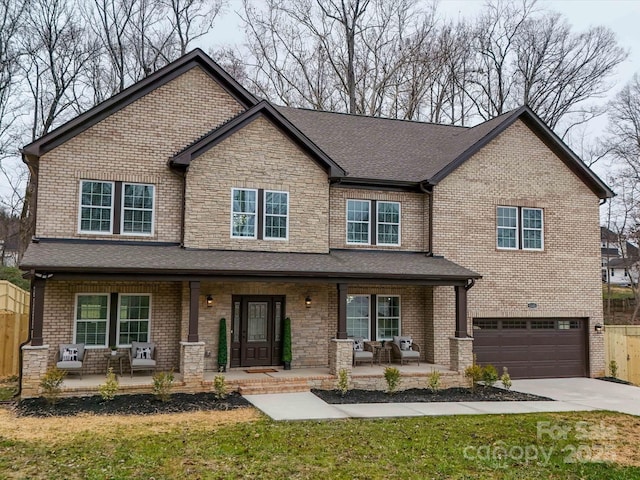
329 339 353 376
449 337 474 372
180 341 205 386
21 344 50 399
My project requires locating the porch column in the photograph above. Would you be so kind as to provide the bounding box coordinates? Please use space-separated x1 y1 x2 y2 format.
31 277 46 346
454 285 467 338
337 283 348 339
188 280 200 342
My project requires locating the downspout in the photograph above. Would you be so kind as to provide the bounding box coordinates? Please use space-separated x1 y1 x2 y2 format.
15 270 35 399
419 181 433 255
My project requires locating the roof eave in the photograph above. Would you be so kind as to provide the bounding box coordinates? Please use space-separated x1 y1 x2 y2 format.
427 106 614 199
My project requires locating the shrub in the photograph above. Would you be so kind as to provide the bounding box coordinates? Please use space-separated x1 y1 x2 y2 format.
282 317 292 366
218 318 228 372
464 356 483 393
482 364 499 387
336 368 349 397
98 368 119 401
383 366 401 394
427 369 441 393
152 371 174 402
609 360 618 379
213 374 227 400
501 367 512 391
40 367 66 405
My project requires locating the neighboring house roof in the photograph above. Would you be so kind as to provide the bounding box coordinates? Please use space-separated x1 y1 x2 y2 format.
170 101 345 177
21 49 258 158
608 258 638 269
20 241 480 283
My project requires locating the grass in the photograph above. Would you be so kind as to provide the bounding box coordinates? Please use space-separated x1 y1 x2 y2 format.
1 407 639 479
0 376 17 401
603 285 635 300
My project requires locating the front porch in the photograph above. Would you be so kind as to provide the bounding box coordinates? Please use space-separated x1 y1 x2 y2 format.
54 363 464 398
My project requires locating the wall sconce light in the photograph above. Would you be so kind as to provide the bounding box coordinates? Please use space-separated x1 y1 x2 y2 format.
594 323 603 334
206 294 213 307
305 296 312 308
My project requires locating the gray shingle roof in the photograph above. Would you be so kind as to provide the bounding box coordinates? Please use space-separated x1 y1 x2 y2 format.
275 106 512 183
21 242 480 282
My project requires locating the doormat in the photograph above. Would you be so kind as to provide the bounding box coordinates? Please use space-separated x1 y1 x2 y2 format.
244 368 278 374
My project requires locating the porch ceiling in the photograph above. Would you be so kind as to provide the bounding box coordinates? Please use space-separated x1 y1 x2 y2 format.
21 240 480 285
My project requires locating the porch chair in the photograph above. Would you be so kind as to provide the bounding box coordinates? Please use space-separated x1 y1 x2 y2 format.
129 341 158 377
391 336 420 365
352 337 374 366
55 344 88 378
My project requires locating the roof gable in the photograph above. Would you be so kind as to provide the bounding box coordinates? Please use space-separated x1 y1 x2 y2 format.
22 49 258 158
170 101 346 177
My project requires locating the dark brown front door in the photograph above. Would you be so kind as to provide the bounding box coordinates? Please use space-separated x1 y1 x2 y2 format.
230 295 284 367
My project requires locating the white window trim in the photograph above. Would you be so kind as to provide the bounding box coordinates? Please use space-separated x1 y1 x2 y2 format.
346 294 371 339
120 183 155 237
263 190 289 241
376 201 401 246
78 180 114 235
496 205 519 250
230 188 258 239
376 294 401 341
73 293 110 348
521 207 544 251
116 293 152 348
346 199 371 245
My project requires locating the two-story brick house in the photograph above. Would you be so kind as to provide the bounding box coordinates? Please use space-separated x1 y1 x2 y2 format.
19 50 611 397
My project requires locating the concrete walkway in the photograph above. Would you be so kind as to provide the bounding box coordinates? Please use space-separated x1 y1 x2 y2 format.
245 378 640 421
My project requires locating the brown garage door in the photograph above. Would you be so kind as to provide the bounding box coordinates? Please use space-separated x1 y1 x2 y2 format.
472 318 588 379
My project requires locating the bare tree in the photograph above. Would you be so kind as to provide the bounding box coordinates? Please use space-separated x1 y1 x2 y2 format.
606 74 640 179
163 0 227 56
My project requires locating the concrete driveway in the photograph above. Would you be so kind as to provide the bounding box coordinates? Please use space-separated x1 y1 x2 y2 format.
510 378 640 416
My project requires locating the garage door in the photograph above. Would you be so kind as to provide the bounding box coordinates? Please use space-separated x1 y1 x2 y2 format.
472 318 587 379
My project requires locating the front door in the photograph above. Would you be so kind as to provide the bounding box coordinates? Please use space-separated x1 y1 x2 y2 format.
231 295 285 367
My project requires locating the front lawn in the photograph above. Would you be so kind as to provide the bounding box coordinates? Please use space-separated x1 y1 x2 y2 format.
1 407 639 478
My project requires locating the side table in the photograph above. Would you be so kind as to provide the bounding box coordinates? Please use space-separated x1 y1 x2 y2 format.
104 351 126 375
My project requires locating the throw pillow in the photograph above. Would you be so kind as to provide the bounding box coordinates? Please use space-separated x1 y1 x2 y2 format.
136 347 152 359
63 347 78 361
400 339 412 351
353 339 364 351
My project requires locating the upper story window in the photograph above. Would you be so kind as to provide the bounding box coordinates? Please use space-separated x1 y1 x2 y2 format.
232 188 257 238
80 181 113 233
497 206 543 251
123 184 154 235
79 180 154 236
231 188 289 240
346 199 401 246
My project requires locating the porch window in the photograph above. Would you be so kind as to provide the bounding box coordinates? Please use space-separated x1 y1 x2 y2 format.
346 295 370 338
231 188 257 238
79 181 113 233
117 294 151 346
377 201 400 246
264 190 289 240
377 295 400 340
122 183 154 235
346 200 370 244
74 294 109 347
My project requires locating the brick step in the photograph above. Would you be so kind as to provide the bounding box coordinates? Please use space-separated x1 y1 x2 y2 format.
238 381 310 395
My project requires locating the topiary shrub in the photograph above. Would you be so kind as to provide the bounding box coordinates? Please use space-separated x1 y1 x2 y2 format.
282 317 292 369
218 318 228 372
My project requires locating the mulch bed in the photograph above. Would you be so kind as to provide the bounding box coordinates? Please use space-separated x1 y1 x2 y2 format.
597 376 634 385
312 386 552 404
15 392 251 417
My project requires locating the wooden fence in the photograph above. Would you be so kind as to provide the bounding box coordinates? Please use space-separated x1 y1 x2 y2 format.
604 325 640 385
0 281 30 377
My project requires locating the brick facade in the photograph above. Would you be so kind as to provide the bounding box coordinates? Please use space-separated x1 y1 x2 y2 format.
431 120 605 376
35 66 243 242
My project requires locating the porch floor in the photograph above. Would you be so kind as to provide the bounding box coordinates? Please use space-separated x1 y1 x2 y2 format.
55 363 458 398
